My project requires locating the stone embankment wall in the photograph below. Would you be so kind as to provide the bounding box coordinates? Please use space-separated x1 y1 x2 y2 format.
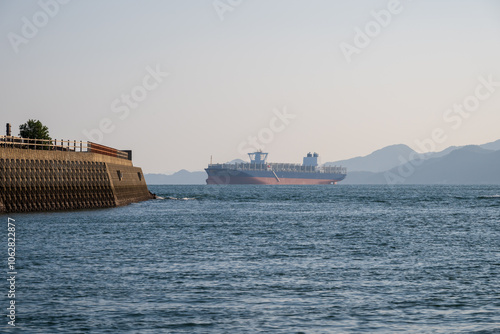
0 147 154 213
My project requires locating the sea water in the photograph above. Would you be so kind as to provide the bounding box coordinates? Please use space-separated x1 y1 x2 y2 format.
3 185 500 333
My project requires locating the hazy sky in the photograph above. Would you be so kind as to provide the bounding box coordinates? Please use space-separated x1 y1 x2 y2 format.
1 0 500 173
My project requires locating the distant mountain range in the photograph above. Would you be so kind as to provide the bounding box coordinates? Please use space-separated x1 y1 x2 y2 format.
344 146 500 184
323 139 500 173
145 139 500 185
480 139 500 151
323 144 417 173
145 170 206 185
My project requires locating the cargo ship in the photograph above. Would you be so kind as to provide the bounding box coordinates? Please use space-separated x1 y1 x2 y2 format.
205 151 347 185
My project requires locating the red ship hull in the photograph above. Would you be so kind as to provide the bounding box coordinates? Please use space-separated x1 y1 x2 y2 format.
206 176 337 185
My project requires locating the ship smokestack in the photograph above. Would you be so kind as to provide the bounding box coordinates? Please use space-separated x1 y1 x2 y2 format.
6 123 11 136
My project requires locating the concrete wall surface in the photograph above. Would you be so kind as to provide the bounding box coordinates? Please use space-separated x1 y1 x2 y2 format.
0 147 154 213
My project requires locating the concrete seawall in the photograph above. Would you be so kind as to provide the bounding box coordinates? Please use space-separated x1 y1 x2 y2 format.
0 147 154 213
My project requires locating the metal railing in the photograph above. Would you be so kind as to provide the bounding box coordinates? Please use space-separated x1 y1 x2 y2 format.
208 162 347 174
0 136 130 160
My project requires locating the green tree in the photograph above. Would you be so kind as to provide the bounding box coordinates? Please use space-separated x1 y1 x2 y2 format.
19 119 51 140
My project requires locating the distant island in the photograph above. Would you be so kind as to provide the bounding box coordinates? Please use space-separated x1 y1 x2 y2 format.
145 139 500 185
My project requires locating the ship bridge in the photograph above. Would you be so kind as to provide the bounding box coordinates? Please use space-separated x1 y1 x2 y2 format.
248 151 268 164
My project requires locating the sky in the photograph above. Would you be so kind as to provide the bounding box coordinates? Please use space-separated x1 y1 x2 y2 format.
1 0 500 173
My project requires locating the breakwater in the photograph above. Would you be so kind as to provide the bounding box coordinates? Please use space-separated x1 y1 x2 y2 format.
0 138 154 213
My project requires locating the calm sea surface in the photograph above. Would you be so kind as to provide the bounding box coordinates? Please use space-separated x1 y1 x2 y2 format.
3 185 500 333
